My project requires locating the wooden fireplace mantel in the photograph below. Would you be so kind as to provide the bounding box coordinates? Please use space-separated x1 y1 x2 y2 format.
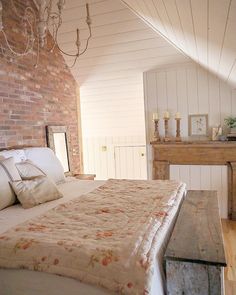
151 140 236 220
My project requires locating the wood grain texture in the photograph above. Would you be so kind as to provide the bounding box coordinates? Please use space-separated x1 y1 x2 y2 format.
153 160 169 180
166 261 223 295
165 190 226 266
152 141 236 165
229 163 236 220
73 174 96 180
222 219 236 295
151 141 236 219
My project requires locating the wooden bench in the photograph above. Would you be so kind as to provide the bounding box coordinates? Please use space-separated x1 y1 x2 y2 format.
165 190 226 295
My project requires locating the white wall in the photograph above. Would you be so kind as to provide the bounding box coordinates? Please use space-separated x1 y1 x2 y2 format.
80 71 147 180
70 0 188 181
144 62 236 218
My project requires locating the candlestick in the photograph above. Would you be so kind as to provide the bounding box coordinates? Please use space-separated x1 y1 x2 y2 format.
153 119 160 142
164 118 171 142
175 118 182 142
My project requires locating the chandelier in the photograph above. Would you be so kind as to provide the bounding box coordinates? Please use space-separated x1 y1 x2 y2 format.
0 0 92 68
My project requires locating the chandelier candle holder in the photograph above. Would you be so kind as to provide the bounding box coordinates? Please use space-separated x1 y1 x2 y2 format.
0 0 92 68
175 112 182 142
163 111 171 142
152 113 160 142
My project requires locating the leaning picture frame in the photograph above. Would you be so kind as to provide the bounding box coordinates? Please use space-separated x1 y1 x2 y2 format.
46 125 72 174
188 114 208 137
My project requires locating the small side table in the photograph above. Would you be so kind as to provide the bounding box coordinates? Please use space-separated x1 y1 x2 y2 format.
73 174 96 180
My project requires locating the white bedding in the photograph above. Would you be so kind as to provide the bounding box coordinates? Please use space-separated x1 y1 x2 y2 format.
0 178 185 295
0 178 104 235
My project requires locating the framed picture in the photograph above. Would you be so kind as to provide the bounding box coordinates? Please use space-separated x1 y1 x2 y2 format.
188 114 208 137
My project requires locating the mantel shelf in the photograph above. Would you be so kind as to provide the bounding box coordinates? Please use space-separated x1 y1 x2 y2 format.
151 141 236 220
150 140 236 146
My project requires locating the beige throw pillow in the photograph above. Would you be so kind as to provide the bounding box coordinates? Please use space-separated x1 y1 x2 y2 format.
10 175 63 209
0 157 22 210
16 160 45 179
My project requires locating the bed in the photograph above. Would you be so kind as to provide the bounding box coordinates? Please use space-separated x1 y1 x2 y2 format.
0 148 186 295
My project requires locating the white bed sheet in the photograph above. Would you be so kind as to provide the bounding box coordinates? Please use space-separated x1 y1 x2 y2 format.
0 178 185 295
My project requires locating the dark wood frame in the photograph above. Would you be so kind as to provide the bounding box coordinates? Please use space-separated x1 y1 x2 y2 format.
46 125 72 175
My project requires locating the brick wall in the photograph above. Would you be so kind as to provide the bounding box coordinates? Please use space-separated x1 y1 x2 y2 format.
0 0 81 173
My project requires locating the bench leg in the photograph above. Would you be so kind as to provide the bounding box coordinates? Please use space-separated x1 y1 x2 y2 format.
228 162 236 220
166 260 223 295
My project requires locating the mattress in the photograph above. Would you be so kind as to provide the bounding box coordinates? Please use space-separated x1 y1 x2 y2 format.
0 178 185 295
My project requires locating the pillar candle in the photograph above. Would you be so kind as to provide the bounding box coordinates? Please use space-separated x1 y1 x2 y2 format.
163 111 170 119
152 112 159 120
175 112 181 119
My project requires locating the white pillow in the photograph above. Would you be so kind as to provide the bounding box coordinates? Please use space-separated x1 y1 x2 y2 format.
24 147 66 184
16 160 45 179
0 149 26 163
0 157 22 210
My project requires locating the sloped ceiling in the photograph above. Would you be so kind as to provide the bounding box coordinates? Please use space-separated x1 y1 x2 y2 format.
120 0 236 88
52 0 189 85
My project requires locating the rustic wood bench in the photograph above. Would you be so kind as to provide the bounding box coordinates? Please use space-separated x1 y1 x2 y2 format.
165 190 227 295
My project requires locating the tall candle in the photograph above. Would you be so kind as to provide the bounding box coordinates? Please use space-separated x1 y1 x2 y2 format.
175 112 181 119
152 112 159 120
163 111 170 119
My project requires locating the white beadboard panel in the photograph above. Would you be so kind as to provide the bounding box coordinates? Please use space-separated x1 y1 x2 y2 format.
54 0 189 163
121 0 236 88
114 146 147 179
170 165 228 218
61 1 188 181
144 62 235 218
144 62 235 140
82 136 147 180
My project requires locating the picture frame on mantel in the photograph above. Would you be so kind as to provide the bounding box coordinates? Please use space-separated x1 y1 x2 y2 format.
188 114 208 137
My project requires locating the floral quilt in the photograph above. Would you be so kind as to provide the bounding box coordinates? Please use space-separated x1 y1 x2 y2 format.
0 179 185 294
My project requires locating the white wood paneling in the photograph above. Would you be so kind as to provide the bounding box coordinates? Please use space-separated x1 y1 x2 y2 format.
121 0 236 88
54 0 189 180
114 145 147 179
144 62 236 218
170 165 228 219
82 136 147 180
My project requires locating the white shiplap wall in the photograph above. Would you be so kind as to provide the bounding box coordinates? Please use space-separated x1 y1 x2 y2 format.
54 0 189 179
121 0 236 88
144 62 236 218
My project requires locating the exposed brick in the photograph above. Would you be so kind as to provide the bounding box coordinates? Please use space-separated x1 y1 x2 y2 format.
0 0 81 173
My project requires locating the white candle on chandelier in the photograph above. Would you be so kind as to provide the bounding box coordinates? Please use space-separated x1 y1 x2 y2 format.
86 3 90 18
76 28 80 45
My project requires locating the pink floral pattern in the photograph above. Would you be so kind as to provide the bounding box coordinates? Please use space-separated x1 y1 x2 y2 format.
0 179 185 294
